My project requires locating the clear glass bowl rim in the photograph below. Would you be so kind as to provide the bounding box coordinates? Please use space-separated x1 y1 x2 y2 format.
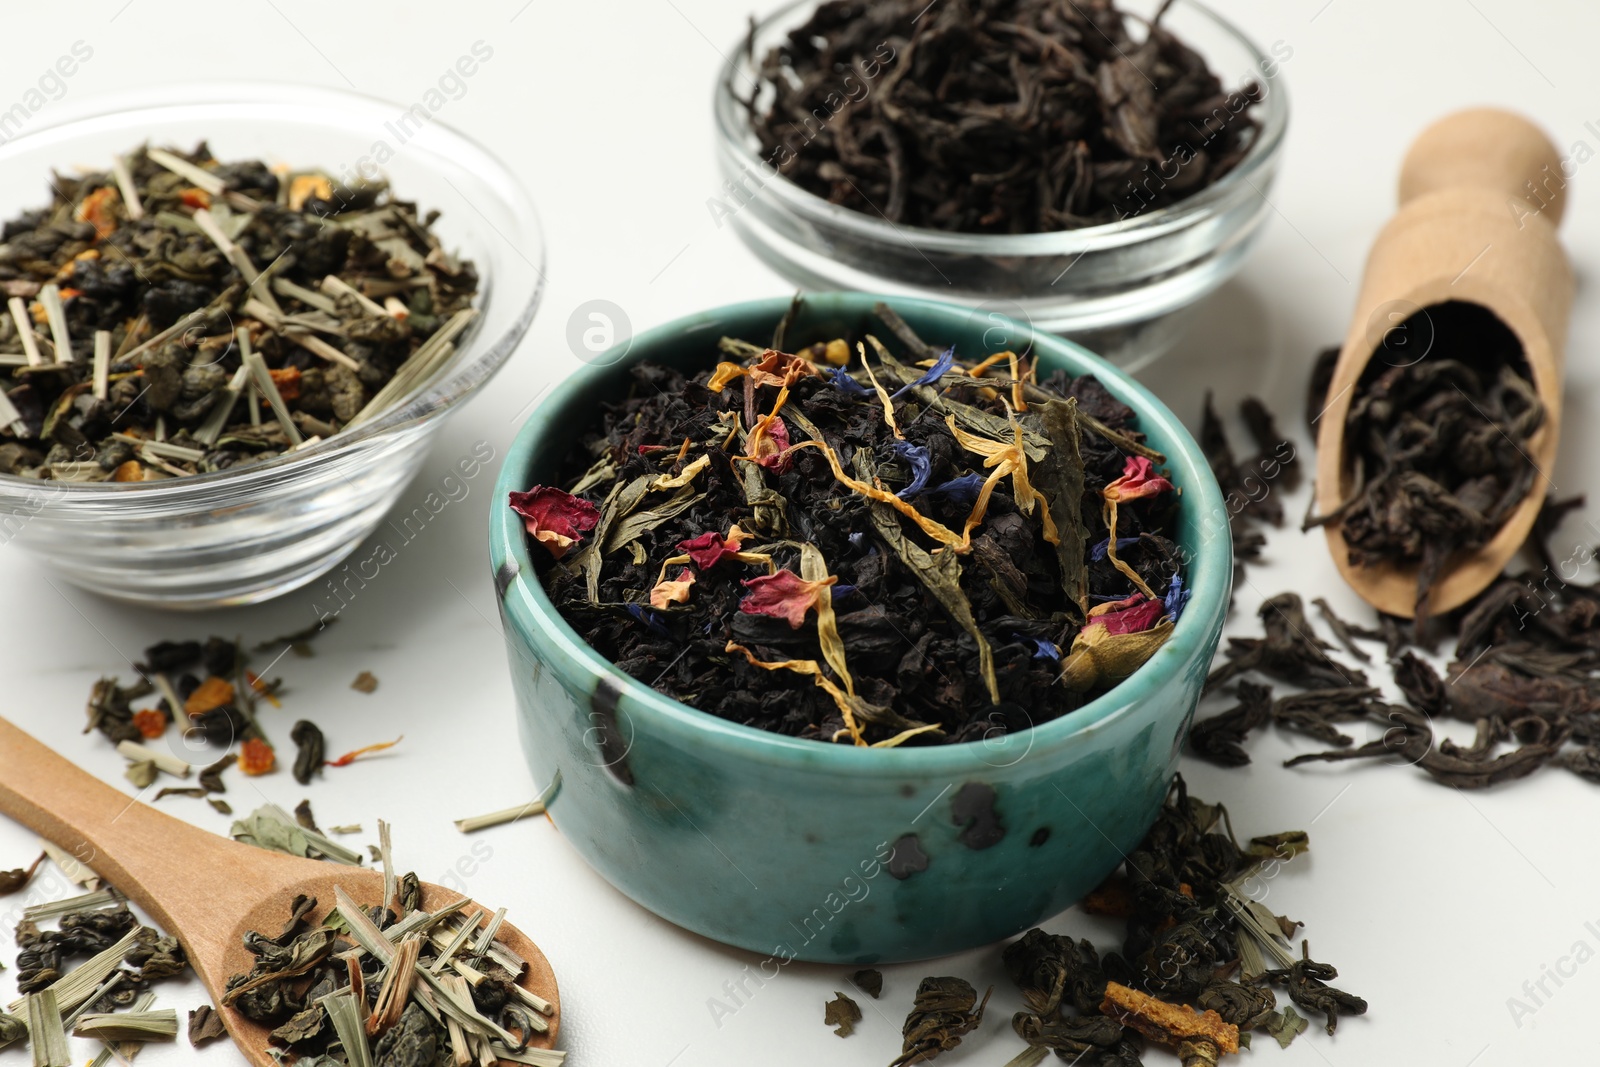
0 80 545 499
713 0 1290 255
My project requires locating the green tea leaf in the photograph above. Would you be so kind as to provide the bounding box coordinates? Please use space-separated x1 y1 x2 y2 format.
1266 1005 1309 1048
1032 398 1090 619
824 992 861 1037
862 453 999 704
604 486 705 555
571 474 652 602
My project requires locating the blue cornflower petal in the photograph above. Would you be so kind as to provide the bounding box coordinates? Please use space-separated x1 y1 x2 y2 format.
925 472 987 506
891 345 956 399
1013 633 1061 661
827 366 873 397
1164 573 1191 622
892 440 932 499
1089 536 1142 562
626 603 671 636
832 584 858 601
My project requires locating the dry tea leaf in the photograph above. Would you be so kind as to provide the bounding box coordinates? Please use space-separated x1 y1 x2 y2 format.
0 1011 24 1050
188 1005 228 1047
0 852 45 896
746 0 1261 233
852 968 884 999
533 299 1188 747
290 720 325 785
824 992 862 1037
892 977 991 1066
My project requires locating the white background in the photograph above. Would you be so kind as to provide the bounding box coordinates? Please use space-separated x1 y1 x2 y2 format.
2 1 1598 1064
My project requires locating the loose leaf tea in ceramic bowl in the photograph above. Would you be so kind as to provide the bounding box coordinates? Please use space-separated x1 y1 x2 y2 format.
517 301 1189 746
0 142 479 482
744 0 1263 233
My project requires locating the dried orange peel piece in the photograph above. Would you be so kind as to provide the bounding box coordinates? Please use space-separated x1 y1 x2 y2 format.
1100 981 1238 1066
239 737 276 776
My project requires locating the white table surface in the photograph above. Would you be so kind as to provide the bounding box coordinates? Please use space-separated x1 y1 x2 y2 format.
2 1 1598 1064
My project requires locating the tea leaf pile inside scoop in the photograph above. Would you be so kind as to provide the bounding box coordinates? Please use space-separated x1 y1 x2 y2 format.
1305 302 1540 628
223 832 565 1067
527 300 1189 745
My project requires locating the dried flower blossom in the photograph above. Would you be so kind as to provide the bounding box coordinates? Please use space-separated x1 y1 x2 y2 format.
827 366 873 397
891 345 956 398
326 736 403 768
650 568 696 609
1165 574 1191 621
678 526 748 569
740 569 839 629
749 415 794 471
1083 594 1168 638
925 473 987 505
946 414 1059 545
509 485 602 559
1104 456 1174 503
893 441 932 499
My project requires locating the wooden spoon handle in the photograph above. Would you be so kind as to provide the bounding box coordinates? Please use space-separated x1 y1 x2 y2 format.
1399 107 1570 222
0 716 277 937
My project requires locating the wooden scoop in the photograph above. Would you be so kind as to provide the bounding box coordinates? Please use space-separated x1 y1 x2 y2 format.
1315 107 1574 617
0 716 560 1063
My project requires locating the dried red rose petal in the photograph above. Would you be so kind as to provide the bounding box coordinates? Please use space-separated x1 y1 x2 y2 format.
751 416 793 471
509 485 601 559
1103 456 1174 503
1084 594 1167 637
739 569 837 629
678 527 748 570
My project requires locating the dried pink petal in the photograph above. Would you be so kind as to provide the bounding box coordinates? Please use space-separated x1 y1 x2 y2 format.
508 486 601 559
1103 456 1174 503
1083 594 1167 638
752 415 793 471
678 527 747 570
739 569 837 629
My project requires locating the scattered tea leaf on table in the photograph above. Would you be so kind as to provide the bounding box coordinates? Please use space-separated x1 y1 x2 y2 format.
824 992 862 1037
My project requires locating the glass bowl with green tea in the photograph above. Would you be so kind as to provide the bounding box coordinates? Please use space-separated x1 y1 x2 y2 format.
490 293 1232 961
712 0 1289 371
0 83 543 608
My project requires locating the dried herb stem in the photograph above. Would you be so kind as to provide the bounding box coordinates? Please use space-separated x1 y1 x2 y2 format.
114 741 190 779
71 1010 179 1042
7 297 44 368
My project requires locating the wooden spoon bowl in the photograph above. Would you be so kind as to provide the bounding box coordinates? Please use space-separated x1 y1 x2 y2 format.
0 716 560 1063
1315 108 1574 617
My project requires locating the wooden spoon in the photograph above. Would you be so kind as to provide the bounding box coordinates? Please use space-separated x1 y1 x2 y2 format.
0 716 560 1062
1315 107 1574 617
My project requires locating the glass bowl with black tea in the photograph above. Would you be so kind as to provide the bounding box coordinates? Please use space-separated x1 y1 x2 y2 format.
712 0 1289 370
0 83 543 608
490 293 1231 961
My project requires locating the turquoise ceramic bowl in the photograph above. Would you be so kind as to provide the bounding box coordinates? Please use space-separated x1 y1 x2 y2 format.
490 294 1230 964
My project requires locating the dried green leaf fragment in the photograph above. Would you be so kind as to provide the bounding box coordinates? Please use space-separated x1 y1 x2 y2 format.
825 992 862 1037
